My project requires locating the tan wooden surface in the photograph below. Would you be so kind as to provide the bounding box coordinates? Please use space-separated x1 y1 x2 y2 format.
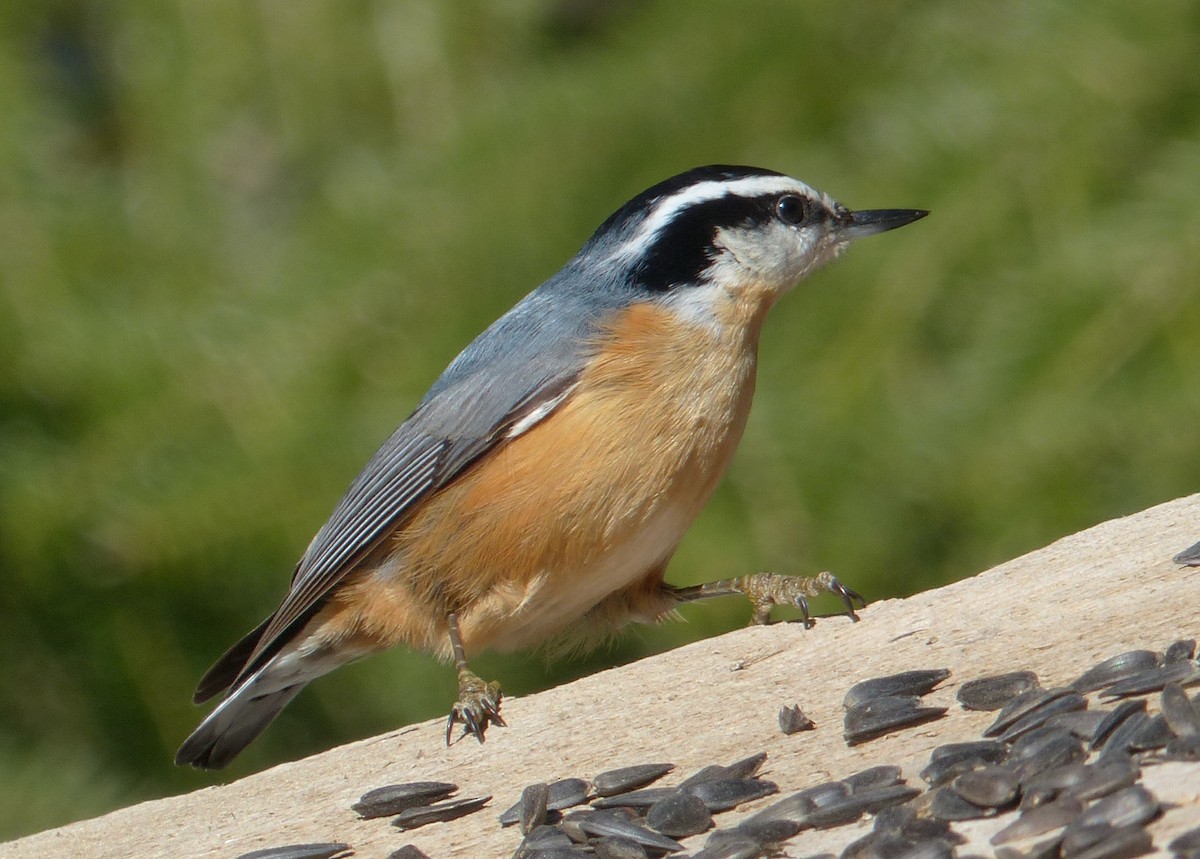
3 493 1199 859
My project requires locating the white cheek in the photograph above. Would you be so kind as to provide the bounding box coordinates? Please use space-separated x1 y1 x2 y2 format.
713 222 835 287
658 222 849 327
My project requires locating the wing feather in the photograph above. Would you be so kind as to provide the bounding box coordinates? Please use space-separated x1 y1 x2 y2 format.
213 268 625 695
228 374 580 689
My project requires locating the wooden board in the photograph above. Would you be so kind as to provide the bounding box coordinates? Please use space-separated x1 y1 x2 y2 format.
4 493 1199 858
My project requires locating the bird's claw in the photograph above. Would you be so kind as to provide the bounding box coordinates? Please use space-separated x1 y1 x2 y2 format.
742 570 865 626
828 575 866 620
445 669 505 745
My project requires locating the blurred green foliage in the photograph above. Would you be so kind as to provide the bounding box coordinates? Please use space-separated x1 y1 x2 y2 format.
1 0 1198 840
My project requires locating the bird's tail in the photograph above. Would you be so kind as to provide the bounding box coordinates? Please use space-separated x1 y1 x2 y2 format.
175 647 348 769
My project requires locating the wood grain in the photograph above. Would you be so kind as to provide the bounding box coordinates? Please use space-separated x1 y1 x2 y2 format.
4 493 1198 859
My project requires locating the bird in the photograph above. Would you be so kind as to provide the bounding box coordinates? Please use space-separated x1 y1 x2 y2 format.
176 164 927 769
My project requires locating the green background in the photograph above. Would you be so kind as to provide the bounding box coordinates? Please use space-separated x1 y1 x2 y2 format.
2 0 1198 840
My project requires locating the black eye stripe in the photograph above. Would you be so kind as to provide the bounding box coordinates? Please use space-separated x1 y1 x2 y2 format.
631 191 812 290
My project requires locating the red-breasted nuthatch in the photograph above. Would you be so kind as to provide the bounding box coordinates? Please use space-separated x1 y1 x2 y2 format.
176 165 927 768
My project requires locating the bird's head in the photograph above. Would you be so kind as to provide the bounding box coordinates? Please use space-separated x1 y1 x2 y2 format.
578 165 927 330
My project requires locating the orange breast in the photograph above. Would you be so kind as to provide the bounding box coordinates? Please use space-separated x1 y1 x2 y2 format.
322 300 763 658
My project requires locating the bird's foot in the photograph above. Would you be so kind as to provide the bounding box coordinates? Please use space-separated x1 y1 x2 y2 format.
733 571 865 627
445 667 505 745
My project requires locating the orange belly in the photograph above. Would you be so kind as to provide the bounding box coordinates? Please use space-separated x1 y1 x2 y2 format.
316 300 763 660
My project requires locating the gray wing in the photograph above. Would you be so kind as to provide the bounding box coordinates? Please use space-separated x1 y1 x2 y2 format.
231 281 612 685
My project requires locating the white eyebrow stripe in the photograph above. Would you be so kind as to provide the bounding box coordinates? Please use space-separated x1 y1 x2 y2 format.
614 174 819 260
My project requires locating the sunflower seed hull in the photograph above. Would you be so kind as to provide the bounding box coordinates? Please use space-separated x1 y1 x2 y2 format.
998 693 1088 743
1074 785 1158 830
519 782 550 833
645 791 712 838
236 845 352 859
1173 539 1200 566
590 787 678 811
805 785 920 827
1071 651 1162 693
843 669 951 709
392 795 490 830
386 846 432 859
991 797 1083 845
844 695 948 745
695 830 767 859
1090 700 1147 750
727 816 804 845
575 809 685 852
1099 661 1200 699
957 671 1040 711
928 786 995 821
778 704 815 735
1099 712 1150 758
719 752 769 780
1169 824 1200 853
684 778 778 812
932 739 1009 763
520 824 574 850
984 688 1072 737
952 765 1019 808
1069 757 1139 802
1011 731 1086 781
352 781 458 818
995 834 1064 859
592 764 675 797
1163 735 1200 762
1162 681 1200 738
1064 823 1152 859
844 765 903 794
546 778 591 811
1127 713 1171 751
1045 709 1107 742
592 835 650 859
1165 638 1197 663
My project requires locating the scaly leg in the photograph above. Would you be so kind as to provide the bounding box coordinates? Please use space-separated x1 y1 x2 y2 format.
673 571 864 627
444 611 505 745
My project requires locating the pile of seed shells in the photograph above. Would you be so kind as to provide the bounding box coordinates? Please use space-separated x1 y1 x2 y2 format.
234 636 1200 859
920 639 1200 859
834 638 1200 859
500 754 784 858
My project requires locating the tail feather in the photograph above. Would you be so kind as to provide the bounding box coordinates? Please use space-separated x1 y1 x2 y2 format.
177 647 348 769
175 682 304 769
193 615 273 704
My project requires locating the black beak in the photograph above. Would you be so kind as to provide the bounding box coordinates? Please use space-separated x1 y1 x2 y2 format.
839 208 929 240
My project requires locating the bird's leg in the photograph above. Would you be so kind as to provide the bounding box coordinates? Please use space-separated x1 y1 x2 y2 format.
444 611 505 745
672 571 865 628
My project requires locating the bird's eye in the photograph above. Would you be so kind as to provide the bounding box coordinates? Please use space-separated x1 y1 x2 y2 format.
775 194 809 225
